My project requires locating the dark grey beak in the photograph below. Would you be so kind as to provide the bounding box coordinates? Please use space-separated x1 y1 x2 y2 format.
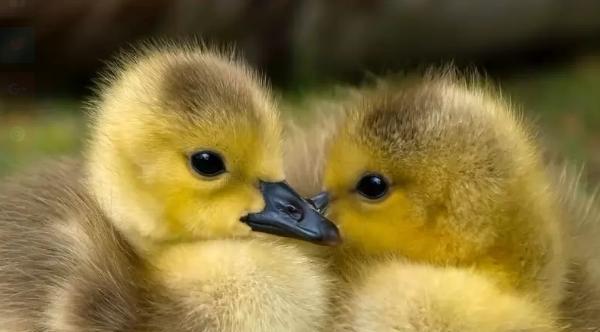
308 192 329 214
241 181 341 246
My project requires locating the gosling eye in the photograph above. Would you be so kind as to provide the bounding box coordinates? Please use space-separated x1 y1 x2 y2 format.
190 151 226 177
356 173 389 200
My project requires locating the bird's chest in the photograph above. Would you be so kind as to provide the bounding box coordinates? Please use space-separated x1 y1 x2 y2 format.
148 240 331 331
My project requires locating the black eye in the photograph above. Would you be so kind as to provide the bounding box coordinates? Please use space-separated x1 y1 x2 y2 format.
356 173 389 200
190 151 226 177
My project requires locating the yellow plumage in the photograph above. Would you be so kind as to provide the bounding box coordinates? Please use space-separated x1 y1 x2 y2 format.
0 42 337 331
284 71 599 331
334 262 557 332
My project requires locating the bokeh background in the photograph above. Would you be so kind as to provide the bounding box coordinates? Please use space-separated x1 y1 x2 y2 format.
1 0 599 182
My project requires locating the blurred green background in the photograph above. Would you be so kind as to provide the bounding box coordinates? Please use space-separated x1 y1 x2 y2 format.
1 1 599 182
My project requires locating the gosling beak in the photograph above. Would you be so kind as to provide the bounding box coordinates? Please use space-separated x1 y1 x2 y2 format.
308 192 329 214
241 181 341 246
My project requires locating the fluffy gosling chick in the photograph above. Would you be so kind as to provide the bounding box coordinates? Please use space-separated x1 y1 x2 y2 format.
0 44 339 332
305 75 565 297
285 74 569 331
335 261 557 332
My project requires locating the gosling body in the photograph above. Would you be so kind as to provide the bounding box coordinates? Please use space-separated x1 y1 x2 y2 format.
285 72 599 331
0 44 334 331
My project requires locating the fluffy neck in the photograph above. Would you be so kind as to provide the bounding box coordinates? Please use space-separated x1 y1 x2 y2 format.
85 131 171 256
483 173 566 305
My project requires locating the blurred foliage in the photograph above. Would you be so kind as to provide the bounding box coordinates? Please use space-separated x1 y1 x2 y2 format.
2 0 600 94
503 56 600 181
0 100 83 175
0 58 599 183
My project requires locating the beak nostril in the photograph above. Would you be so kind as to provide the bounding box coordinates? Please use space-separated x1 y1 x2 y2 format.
284 204 303 222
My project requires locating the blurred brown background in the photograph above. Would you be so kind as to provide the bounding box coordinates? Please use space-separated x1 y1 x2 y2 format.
1 0 599 182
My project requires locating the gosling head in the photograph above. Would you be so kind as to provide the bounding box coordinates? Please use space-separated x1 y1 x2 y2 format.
87 44 339 253
318 75 563 290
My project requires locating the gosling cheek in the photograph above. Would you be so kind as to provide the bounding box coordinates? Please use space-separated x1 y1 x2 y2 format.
246 191 266 215
199 205 252 238
324 206 342 225
232 222 253 237
327 203 355 225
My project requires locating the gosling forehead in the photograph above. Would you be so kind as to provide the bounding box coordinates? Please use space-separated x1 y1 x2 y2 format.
100 47 276 131
335 80 532 187
153 53 280 155
90 46 283 179
158 52 273 126
351 82 511 162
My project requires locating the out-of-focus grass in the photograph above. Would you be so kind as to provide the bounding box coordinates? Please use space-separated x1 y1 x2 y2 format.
0 100 84 176
0 58 599 182
502 56 600 182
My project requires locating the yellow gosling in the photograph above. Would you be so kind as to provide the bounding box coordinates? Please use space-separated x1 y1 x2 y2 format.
0 43 339 332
